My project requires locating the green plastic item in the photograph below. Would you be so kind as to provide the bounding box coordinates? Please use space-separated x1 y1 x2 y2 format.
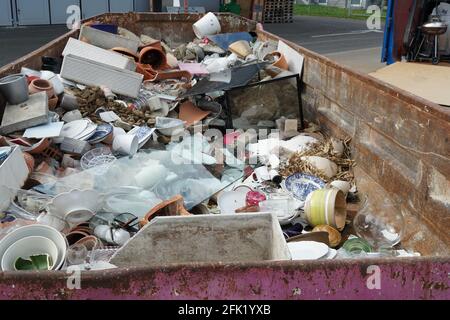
220 0 241 15
343 237 373 254
15 254 53 271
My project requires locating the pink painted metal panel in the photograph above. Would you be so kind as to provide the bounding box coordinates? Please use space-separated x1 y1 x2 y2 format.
0 258 448 300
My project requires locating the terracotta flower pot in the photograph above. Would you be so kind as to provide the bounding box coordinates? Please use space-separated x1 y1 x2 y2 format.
48 95 59 110
139 45 168 71
155 70 193 82
264 51 289 71
141 195 191 227
136 63 159 81
29 79 54 98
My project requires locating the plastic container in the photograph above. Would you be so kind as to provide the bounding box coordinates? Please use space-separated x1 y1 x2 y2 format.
0 74 29 105
192 12 221 39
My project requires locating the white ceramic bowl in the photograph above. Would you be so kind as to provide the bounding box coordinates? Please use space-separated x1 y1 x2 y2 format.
217 191 247 214
1 236 58 271
48 189 103 224
0 224 67 271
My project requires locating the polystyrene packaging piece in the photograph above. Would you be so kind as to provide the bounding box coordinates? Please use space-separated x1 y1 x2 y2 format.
62 38 136 71
60 54 143 98
79 25 140 53
0 147 29 195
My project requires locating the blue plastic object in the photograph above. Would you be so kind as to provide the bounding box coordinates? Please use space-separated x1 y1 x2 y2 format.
382 0 396 64
208 32 254 51
91 24 118 34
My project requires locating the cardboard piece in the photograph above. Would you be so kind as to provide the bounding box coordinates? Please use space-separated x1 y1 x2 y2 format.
179 101 211 126
0 92 49 135
277 40 304 75
370 62 450 106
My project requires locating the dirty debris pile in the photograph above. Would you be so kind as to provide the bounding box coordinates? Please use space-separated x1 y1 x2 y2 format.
0 13 417 272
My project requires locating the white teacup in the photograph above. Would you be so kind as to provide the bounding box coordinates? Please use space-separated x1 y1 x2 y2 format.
112 134 138 156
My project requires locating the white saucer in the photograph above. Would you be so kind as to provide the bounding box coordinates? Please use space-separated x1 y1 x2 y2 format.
73 122 98 141
60 119 89 139
288 241 330 260
322 248 337 260
217 191 247 214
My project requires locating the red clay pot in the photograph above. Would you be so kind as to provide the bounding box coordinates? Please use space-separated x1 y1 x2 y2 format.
139 45 169 71
29 79 54 98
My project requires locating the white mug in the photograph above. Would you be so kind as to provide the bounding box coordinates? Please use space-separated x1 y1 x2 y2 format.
112 134 138 156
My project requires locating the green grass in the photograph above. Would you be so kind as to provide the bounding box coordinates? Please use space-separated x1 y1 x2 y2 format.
294 4 386 21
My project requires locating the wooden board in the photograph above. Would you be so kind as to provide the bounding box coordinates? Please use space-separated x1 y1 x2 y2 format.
370 62 450 106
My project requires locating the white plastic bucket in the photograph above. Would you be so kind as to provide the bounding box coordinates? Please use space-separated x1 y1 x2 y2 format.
193 12 221 39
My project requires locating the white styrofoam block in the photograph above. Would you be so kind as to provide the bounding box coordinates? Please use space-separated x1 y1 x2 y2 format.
0 147 29 193
63 38 136 71
79 25 140 53
60 54 143 98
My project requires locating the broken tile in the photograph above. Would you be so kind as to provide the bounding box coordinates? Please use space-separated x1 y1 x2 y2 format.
179 101 211 127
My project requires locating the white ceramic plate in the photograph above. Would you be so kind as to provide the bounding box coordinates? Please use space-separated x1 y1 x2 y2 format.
217 191 247 214
288 241 330 260
60 119 89 139
73 122 98 141
322 248 337 260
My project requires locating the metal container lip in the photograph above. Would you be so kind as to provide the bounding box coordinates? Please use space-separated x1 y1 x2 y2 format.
0 73 26 85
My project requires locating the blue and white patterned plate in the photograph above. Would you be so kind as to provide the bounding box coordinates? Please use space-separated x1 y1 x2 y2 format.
0 147 12 162
284 173 326 201
128 126 156 148
87 123 113 144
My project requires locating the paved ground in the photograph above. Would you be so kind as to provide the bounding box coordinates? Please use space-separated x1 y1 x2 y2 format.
264 16 385 73
0 25 68 67
0 16 386 73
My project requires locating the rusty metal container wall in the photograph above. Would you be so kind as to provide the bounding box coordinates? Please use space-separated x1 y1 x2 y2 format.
256 29 450 255
0 13 449 300
0 258 449 299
